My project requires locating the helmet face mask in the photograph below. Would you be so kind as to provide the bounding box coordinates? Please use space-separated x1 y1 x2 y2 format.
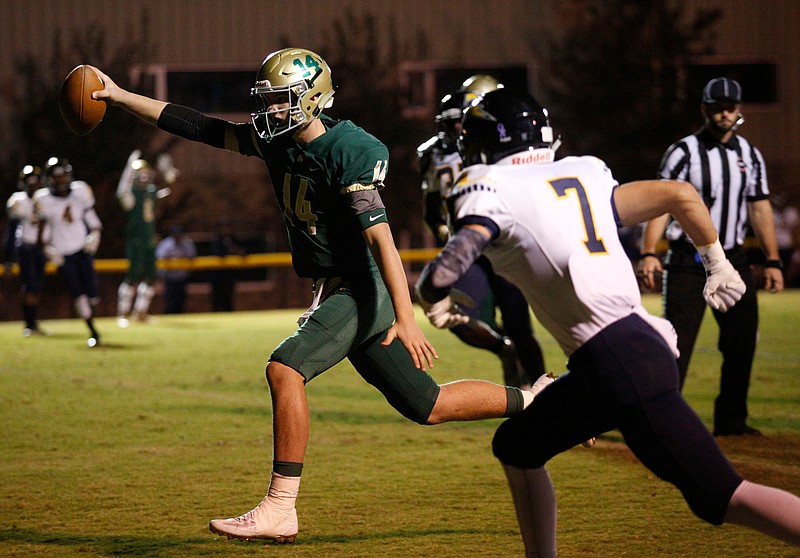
435 92 468 149
251 48 335 140
44 157 73 196
458 89 554 167
252 82 308 139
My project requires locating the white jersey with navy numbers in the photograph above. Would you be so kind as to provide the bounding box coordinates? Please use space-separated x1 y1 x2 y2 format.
34 181 100 256
420 141 463 200
418 136 464 237
449 153 650 356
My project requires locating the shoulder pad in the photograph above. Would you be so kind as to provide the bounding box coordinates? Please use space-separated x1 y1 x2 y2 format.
6 191 25 205
70 181 96 204
327 125 389 188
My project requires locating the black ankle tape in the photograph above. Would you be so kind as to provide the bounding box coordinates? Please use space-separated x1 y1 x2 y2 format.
273 460 304 477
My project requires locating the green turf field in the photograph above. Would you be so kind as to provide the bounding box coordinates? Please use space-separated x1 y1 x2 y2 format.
1 292 799 557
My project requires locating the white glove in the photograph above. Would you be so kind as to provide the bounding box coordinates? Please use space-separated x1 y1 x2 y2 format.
84 231 101 255
127 149 142 167
44 245 64 267
529 373 556 398
703 262 745 311
157 153 180 184
425 295 471 329
697 239 746 312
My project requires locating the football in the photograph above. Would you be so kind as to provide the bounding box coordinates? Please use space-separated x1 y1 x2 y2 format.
58 65 107 136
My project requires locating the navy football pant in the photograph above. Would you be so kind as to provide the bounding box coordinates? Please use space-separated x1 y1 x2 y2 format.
492 313 742 525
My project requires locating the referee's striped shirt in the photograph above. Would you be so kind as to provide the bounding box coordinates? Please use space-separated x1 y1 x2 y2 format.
658 128 770 250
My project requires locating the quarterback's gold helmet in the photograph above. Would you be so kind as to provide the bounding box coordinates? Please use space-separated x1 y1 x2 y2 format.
251 47 335 140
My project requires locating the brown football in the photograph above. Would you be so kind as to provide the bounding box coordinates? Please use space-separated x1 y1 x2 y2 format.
58 65 107 136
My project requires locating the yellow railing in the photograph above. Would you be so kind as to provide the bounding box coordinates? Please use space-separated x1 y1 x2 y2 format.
3 238 765 277
1 248 443 276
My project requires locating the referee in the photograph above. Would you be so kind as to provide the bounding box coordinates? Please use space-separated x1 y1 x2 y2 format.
640 77 784 437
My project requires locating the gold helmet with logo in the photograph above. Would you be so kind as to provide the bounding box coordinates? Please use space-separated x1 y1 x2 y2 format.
130 158 154 186
251 47 335 140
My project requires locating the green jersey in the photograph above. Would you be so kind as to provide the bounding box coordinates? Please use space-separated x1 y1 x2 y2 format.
125 184 158 247
121 183 158 283
235 116 389 278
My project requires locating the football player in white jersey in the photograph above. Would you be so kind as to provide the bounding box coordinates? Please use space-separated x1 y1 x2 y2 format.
416 89 800 555
5 165 48 335
417 76 546 389
34 158 103 346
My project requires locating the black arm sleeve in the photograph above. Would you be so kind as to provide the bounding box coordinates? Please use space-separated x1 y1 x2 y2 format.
157 103 228 149
416 227 490 303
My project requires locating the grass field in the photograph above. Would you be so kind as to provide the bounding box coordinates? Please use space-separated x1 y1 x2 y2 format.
2 292 799 557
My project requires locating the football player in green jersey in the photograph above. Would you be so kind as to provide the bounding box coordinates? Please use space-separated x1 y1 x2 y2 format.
91 48 544 543
116 150 174 326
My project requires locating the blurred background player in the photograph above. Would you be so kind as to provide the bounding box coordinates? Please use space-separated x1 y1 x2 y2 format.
416 74 545 388
4 164 48 336
34 158 103 346
209 216 245 312
116 149 176 326
156 225 196 314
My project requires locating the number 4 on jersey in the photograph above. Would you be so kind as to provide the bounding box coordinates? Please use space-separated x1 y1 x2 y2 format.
282 174 318 235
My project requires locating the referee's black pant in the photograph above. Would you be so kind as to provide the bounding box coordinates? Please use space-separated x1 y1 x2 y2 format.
663 242 758 433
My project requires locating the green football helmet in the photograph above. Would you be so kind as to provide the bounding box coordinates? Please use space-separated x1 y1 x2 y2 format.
131 159 154 186
251 47 335 140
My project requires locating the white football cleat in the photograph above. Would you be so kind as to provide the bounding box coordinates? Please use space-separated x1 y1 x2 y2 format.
209 498 298 543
